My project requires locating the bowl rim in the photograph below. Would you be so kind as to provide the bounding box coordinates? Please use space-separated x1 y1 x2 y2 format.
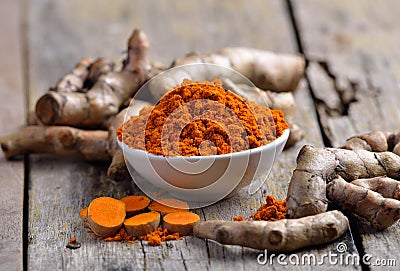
119 128 290 160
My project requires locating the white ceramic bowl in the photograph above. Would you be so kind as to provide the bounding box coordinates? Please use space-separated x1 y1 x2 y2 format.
119 129 289 205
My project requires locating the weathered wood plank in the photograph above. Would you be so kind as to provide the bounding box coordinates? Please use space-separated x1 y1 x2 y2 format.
0 0 25 270
26 0 359 270
292 0 400 269
27 0 299 110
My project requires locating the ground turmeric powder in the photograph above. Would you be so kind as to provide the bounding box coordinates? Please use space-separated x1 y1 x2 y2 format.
119 79 289 156
103 228 136 243
251 195 286 221
140 227 181 246
233 195 286 222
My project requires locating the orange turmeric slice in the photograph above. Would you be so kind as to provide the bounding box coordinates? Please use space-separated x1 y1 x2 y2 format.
79 207 88 228
120 195 151 217
148 198 189 216
124 211 161 237
87 197 126 237
163 212 200 236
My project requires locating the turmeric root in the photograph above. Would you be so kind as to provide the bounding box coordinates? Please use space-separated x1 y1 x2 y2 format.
106 100 151 181
87 197 126 237
163 212 200 236
123 211 160 237
35 29 152 127
3 28 307 181
50 57 93 93
351 177 400 200
141 227 180 246
150 76 303 148
327 176 400 230
120 195 151 217
172 48 305 92
194 210 348 252
251 195 287 221
85 58 115 89
286 146 336 218
286 145 400 218
341 130 400 156
0 126 109 161
148 198 189 216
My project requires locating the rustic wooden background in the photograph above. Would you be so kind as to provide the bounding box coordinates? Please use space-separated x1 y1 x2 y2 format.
1 0 400 270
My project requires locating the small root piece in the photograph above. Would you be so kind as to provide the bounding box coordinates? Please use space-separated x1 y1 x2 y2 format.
163 212 200 236
106 150 128 182
327 176 400 231
341 130 400 156
194 210 348 252
0 126 109 161
124 211 160 237
106 100 151 181
341 130 388 152
87 197 126 237
351 177 400 200
120 195 151 217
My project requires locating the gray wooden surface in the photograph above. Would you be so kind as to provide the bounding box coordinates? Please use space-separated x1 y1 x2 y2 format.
292 1 400 270
0 0 25 270
1 0 400 270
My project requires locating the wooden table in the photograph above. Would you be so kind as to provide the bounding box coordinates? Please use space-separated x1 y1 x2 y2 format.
1 0 400 270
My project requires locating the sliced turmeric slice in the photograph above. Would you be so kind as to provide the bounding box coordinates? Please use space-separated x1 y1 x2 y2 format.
79 207 88 228
163 212 200 236
87 197 126 237
148 198 189 216
124 211 161 237
120 195 151 217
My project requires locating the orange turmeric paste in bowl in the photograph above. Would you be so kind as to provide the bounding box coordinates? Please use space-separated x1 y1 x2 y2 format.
118 79 289 156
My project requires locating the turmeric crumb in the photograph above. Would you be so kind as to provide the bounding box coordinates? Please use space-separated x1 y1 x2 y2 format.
103 228 136 242
233 215 244 221
140 227 180 246
233 195 287 222
146 233 162 246
251 195 286 221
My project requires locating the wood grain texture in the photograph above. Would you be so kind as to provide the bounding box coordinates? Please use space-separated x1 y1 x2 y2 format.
292 0 400 269
27 0 298 111
0 0 25 270
26 0 359 270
